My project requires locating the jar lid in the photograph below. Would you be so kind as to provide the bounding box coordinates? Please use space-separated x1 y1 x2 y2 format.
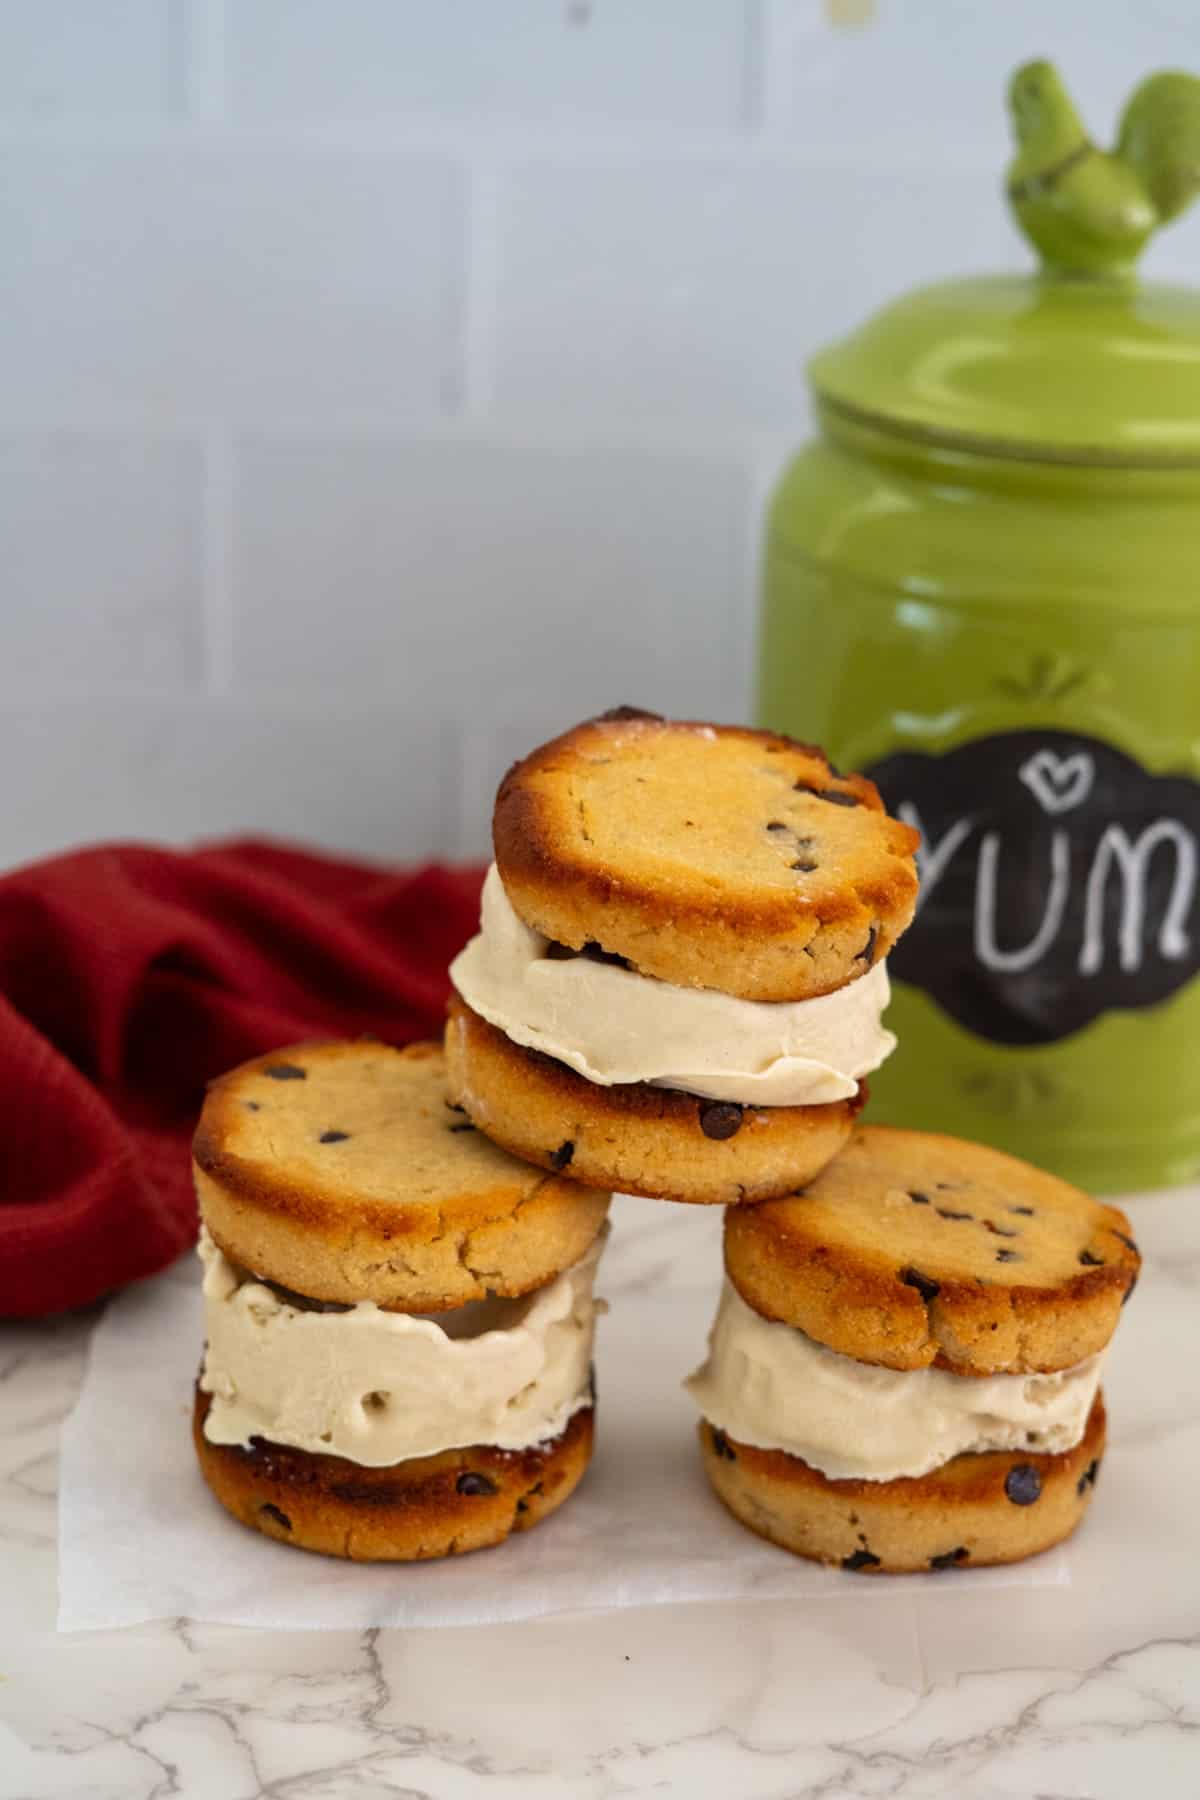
810 60 1200 465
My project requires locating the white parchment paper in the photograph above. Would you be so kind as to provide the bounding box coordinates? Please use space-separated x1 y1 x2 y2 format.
58 1204 1065 1631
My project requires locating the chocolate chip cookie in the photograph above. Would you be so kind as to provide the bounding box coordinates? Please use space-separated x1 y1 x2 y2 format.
492 709 919 1003
446 994 865 1206
724 1125 1139 1374
698 1400 1106 1574
195 1038 610 1310
194 1385 595 1563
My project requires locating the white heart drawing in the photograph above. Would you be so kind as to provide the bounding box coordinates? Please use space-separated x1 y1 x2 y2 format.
1019 748 1095 816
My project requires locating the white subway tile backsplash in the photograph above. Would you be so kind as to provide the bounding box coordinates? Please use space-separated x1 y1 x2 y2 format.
0 698 449 869
0 0 176 119
230 437 750 721
228 0 757 130
0 2 1195 871
493 159 1018 427
0 436 204 691
0 148 464 428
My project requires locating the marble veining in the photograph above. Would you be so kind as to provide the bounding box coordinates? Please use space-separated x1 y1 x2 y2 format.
3 1190 1200 1799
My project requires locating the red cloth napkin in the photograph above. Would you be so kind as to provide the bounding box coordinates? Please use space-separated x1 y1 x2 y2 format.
0 840 485 1318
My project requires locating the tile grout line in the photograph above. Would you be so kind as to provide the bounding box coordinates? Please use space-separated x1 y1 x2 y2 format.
458 155 504 423
741 0 770 134
179 0 228 123
748 0 793 139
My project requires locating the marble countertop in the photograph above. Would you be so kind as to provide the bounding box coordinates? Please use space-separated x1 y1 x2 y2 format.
4 1189 1200 1800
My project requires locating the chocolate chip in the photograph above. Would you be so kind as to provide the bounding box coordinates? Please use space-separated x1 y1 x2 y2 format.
581 941 632 969
516 1497 529 1514
699 1101 744 1141
937 1208 973 1222
900 1266 940 1302
448 1122 476 1134
259 1503 292 1531
546 939 632 968
1115 1232 1138 1254
1009 1205 1035 1216
243 1100 260 1112
984 1220 1018 1237
1005 1464 1042 1506
841 1548 881 1571
791 858 818 873
456 1471 499 1497
813 788 860 807
766 820 788 832
445 1099 468 1114
996 1249 1021 1263
1076 1458 1101 1496
929 1546 969 1570
265 1063 306 1081
710 1426 737 1461
1079 1250 1104 1267
855 925 878 964
597 705 663 723
265 1279 353 1313
549 1140 575 1170
908 1190 931 1205
319 1129 350 1144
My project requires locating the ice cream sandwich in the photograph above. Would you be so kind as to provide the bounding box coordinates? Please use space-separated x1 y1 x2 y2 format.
192 1039 609 1561
687 1126 1139 1571
447 709 918 1204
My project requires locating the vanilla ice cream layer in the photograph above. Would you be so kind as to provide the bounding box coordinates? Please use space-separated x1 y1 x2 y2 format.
449 865 896 1107
199 1225 605 1468
685 1280 1102 1482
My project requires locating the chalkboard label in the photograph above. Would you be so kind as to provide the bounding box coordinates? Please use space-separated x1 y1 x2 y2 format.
866 731 1200 1046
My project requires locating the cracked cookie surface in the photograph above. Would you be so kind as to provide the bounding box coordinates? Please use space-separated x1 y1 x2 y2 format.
492 710 919 1002
698 1398 1106 1574
194 1384 594 1562
193 1038 610 1311
725 1126 1139 1375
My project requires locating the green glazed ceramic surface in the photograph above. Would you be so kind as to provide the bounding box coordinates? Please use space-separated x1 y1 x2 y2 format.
758 62 1200 1193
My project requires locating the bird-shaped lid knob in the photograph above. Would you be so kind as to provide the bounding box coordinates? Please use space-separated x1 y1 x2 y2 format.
1006 59 1200 279
806 60 1200 463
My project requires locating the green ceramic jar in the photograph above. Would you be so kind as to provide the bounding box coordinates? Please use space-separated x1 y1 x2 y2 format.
758 64 1200 1193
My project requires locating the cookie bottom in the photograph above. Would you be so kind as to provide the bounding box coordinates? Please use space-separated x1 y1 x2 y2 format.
698 1393 1106 1573
194 1386 594 1562
445 995 862 1206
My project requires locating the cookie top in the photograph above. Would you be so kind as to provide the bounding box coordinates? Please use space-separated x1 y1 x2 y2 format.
193 1039 610 1311
724 1126 1139 1375
492 710 919 1002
